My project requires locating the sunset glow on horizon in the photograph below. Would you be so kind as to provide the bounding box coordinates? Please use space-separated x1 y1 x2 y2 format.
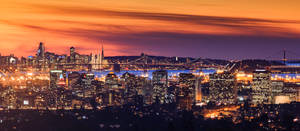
1 0 300 59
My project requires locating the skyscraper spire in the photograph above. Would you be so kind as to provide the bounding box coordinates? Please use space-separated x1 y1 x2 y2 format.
101 44 104 60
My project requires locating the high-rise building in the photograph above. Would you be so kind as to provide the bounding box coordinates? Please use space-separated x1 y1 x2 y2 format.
70 47 75 63
81 73 96 98
105 72 119 89
251 70 272 104
103 72 124 106
36 42 46 70
282 83 300 102
36 42 45 59
271 81 284 104
152 70 168 104
209 72 236 104
121 72 138 104
177 73 196 110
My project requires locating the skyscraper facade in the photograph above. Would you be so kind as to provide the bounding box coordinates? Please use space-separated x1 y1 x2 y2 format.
209 72 236 104
152 70 168 104
177 73 196 110
251 70 272 104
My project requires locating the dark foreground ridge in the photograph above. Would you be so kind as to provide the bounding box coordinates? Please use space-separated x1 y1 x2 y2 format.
0 103 299 131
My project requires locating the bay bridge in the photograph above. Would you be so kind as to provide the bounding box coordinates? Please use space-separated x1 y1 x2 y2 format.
1 50 300 73
46 54 224 71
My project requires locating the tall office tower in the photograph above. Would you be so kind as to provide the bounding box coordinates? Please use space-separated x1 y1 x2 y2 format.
81 73 96 98
209 72 236 104
70 47 75 63
195 76 203 103
121 72 138 104
152 70 168 104
177 73 196 110
36 42 45 59
140 77 153 105
36 42 46 69
104 72 124 106
251 70 272 105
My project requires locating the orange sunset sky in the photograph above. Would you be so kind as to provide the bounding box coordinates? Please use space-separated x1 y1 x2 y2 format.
0 0 300 59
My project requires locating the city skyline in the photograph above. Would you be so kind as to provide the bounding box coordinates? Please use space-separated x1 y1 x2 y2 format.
1 0 300 59
1 1 300 131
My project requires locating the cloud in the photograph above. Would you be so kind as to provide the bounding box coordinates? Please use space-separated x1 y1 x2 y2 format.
27 3 300 30
1 2 300 59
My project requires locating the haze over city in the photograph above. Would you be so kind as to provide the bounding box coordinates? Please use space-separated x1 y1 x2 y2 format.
1 0 300 59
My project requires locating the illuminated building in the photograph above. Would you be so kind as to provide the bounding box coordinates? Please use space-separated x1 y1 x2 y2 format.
251 70 272 104
50 70 66 89
68 72 81 89
90 45 108 70
271 81 284 104
209 72 236 104
166 85 177 104
36 42 46 70
104 72 124 106
49 70 67 107
236 82 251 104
0 87 17 109
120 73 146 106
282 83 300 102
0 54 18 67
140 77 152 105
195 76 202 103
152 70 168 104
105 72 119 89
177 73 196 110
121 72 138 104
81 73 96 98
235 71 252 103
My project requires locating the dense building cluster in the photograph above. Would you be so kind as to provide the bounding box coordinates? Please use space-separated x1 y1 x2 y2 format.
1 42 300 130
